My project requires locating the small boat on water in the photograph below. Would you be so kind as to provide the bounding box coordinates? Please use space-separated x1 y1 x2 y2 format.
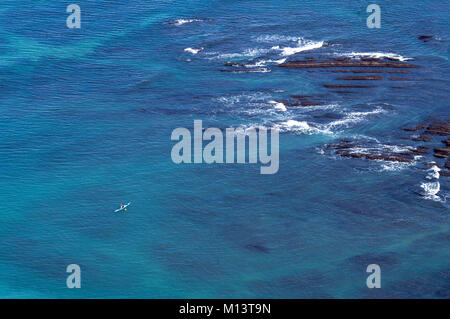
115 202 131 213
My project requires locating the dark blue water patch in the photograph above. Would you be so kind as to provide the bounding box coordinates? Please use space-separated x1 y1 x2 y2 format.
146 242 228 282
0 0 448 298
248 270 332 298
133 106 214 117
0 232 86 281
245 244 270 254
0 1 158 46
22 59 163 103
404 231 450 257
346 252 401 269
361 268 450 298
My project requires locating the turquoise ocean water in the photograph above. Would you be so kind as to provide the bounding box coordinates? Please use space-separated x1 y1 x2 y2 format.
0 0 449 298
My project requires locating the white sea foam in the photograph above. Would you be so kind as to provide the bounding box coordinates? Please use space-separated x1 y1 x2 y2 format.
380 161 415 172
417 164 443 201
216 92 273 106
268 100 287 112
334 52 413 62
212 48 271 60
277 120 311 130
323 107 386 130
261 105 386 135
272 38 324 56
426 165 441 180
244 60 267 68
347 134 381 144
298 103 340 112
251 68 271 73
243 58 287 68
273 120 331 135
316 147 325 155
172 18 203 26
229 68 272 73
341 143 411 156
255 35 304 43
184 47 204 55
420 181 441 200
391 145 414 153
331 139 419 171
209 37 322 61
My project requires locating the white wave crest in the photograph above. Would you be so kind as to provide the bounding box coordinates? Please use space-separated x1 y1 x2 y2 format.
268 100 287 112
255 35 304 43
228 68 272 73
184 47 204 55
244 58 287 68
426 165 441 180
208 37 322 61
211 48 272 60
216 92 273 105
172 18 203 26
273 120 331 135
420 181 441 200
380 161 415 172
323 108 386 130
272 38 324 56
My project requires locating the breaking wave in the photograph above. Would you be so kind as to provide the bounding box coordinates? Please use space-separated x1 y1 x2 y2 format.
420 165 444 202
205 36 324 64
184 47 204 55
421 181 441 200
273 120 331 134
324 107 387 130
268 101 287 112
271 38 324 56
170 18 204 26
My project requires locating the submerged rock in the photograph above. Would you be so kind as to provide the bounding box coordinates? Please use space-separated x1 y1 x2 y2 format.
418 35 433 42
404 146 429 155
434 147 450 158
314 113 341 119
424 123 450 136
324 84 376 88
390 77 412 81
332 69 382 73
327 140 417 163
387 70 411 73
412 136 433 142
337 75 382 80
333 91 354 94
361 57 381 62
300 101 323 106
245 244 269 253
339 152 414 162
287 94 324 106
219 69 270 73
290 95 314 99
224 62 245 67
331 69 410 74
333 57 351 62
403 124 426 131
279 61 419 69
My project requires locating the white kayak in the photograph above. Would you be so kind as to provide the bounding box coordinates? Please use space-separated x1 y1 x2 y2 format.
114 202 131 212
